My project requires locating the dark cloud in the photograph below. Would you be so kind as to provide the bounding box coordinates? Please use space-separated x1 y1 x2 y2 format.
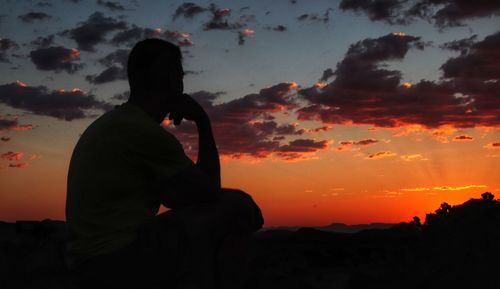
297 32 500 129
111 25 161 46
356 139 380 146
1 136 10 142
0 118 19 131
0 38 19 63
18 12 52 23
453 135 474 141
9 163 29 168
339 0 500 27
339 0 406 24
164 30 194 46
337 138 380 150
484 142 500 149
440 35 478 54
112 91 130 101
167 83 328 160
111 26 193 47
425 0 500 28
276 139 331 160
102 49 129 68
0 81 112 121
252 121 304 136
59 12 127 51
268 25 287 32
274 25 287 32
96 0 125 11
277 138 330 152
209 82 298 124
30 46 83 73
320 68 334 81
86 66 125 84
204 4 243 30
300 33 425 102
305 126 331 133
440 31 500 80
297 8 333 23
297 14 309 21
0 115 34 132
86 48 128 84
173 2 207 20
30 35 55 48
1 151 23 161
365 151 396 160
36 1 52 7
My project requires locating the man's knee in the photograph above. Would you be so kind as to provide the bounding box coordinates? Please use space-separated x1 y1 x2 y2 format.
219 188 264 231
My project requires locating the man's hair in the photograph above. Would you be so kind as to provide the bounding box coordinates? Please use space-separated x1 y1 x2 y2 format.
127 38 182 97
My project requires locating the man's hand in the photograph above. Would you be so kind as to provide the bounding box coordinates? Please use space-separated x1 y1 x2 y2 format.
168 93 207 125
168 92 221 192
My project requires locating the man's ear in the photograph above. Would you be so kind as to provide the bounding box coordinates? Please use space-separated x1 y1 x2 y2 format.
146 57 172 92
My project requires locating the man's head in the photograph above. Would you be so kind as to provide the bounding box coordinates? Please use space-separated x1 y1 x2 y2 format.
127 39 184 107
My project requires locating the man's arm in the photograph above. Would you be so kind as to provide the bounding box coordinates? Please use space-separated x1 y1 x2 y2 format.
194 112 221 190
157 94 221 208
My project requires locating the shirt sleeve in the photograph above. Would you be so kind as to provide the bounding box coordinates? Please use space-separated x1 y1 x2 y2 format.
119 123 195 181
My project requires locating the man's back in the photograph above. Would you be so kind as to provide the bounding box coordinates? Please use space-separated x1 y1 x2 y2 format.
66 101 193 267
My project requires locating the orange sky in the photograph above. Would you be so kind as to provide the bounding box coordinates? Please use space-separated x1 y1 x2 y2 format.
1 119 498 227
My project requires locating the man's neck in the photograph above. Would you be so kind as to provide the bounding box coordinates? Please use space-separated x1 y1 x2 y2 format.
127 98 166 124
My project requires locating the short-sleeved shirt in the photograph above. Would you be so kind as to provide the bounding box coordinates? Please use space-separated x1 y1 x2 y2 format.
66 101 194 267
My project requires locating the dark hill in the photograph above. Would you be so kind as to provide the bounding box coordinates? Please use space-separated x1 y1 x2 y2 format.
1 193 499 288
250 194 500 289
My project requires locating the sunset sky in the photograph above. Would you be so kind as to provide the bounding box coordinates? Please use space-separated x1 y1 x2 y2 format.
0 0 499 226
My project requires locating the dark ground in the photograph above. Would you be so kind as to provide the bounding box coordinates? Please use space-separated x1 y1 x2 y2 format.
1 193 499 289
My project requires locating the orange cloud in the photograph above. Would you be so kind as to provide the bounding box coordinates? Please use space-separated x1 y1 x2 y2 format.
402 82 412 88
431 126 456 143
15 80 27 87
11 124 34 131
1 151 23 161
365 151 397 160
27 154 41 161
400 154 428 161
67 48 80 60
241 28 255 36
392 32 407 37
402 184 488 192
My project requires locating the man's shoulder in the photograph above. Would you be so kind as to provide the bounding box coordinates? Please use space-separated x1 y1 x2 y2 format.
79 102 181 150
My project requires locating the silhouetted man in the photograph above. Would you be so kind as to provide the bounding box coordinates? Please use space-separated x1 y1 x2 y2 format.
66 38 264 289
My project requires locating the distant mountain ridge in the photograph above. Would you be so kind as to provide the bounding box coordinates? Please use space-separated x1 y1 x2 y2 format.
262 222 395 234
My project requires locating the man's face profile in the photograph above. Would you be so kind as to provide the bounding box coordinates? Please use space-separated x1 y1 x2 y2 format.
148 54 184 104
